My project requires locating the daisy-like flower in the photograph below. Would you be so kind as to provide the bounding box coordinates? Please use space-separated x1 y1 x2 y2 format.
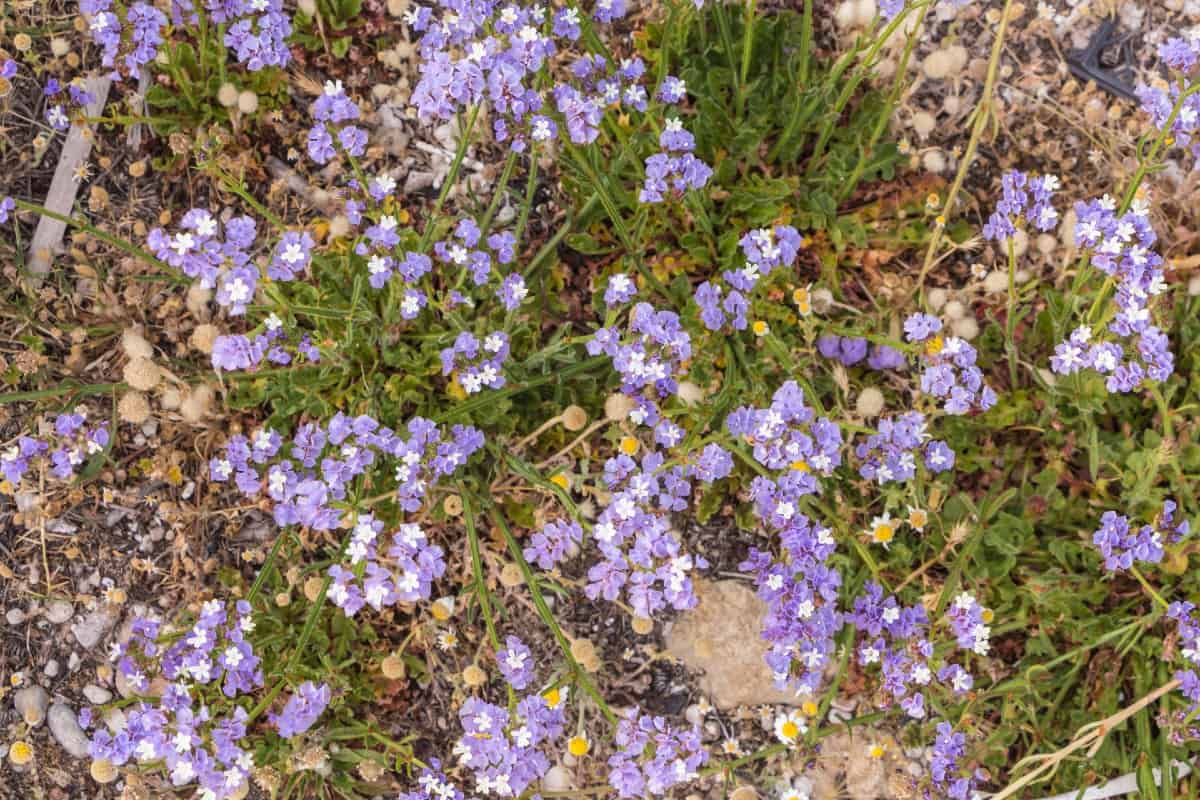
867 513 898 547
773 710 807 745
720 738 743 757
752 320 770 337
437 629 458 650
907 506 928 532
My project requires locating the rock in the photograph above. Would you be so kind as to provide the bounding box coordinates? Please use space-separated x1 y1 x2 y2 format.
541 766 573 793
44 659 60 678
14 686 49 726
664 579 809 709
6 608 26 625
83 685 112 705
67 652 82 672
47 704 90 758
72 606 117 650
45 600 74 624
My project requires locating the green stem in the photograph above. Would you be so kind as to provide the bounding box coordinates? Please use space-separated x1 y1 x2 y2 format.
12 199 164 272
485 502 617 725
1006 237 1018 385
418 104 482 252
1129 565 1171 611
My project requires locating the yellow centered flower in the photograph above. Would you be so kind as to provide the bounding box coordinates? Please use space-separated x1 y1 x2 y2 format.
869 513 897 546
982 608 995 623
752 320 770 336
549 473 570 490
790 460 810 472
567 736 590 757
868 743 886 759
907 507 928 531
802 700 818 716
9 741 33 765
780 721 799 739
925 335 945 356
619 436 639 456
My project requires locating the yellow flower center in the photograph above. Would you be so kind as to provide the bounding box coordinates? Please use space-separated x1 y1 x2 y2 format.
868 744 886 759
543 688 561 707
752 320 769 336
873 525 894 544
780 721 799 740
549 474 570 490
909 510 928 529
802 701 818 716
568 736 590 757
925 336 944 356
790 461 810 472
982 608 995 623
619 437 639 456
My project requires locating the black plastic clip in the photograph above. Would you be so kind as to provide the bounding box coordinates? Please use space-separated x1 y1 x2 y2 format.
1066 18 1138 101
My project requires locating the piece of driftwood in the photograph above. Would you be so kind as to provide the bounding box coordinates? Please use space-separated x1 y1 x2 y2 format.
25 74 112 284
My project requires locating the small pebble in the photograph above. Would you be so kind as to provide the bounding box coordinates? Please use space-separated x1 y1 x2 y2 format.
45 600 74 624
6 608 26 626
83 685 113 705
44 660 60 678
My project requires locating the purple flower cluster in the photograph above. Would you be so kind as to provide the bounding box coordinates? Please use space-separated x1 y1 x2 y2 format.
147 209 263 314
307 80 365 164
440 331 511 394
221 0 292 71
1092 501 1188 571
328 515 448 616
42 79 96 131
694 225 801 332
524 518 584 570
727 381 842 489
453 693 566 796
848 582 938 718
1169 601 1200 707
855 411 954 483
586 446 728 617
929 722 984 800
400 761 465 800
982 170 1060 243
1050 197 1173 393
604 272 638 306
1 411 109 489
944 592 991 656
639 118 712 203
1137 38 1200 166
89 602 263 798
269 681 331 739
607 708 709 798
740 513 841 694
905 313 997 415
209 413 483 529
211 314 322 372
589 303 692 398
80 0 167 80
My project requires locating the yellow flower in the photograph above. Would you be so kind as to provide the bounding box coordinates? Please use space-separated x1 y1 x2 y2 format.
801 700 818 716
790 460 810 473
721 738 743 756
431 596 456 621
9 740 33 766
867 742 887 759
549 473 570 490
868 513 897 547
982 608 995 624
924 335 945 356
752 320 770 337
792 285 813 315
619 436 639 456
567 736 590 757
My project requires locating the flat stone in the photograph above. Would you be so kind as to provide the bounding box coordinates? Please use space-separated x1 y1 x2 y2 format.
6 608 25 625
47 704 90 758
664 579 808 710
71 606 117 650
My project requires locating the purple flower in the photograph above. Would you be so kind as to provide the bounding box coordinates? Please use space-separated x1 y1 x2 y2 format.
496 636 535 690
525 520 583 570
269 681 331 739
